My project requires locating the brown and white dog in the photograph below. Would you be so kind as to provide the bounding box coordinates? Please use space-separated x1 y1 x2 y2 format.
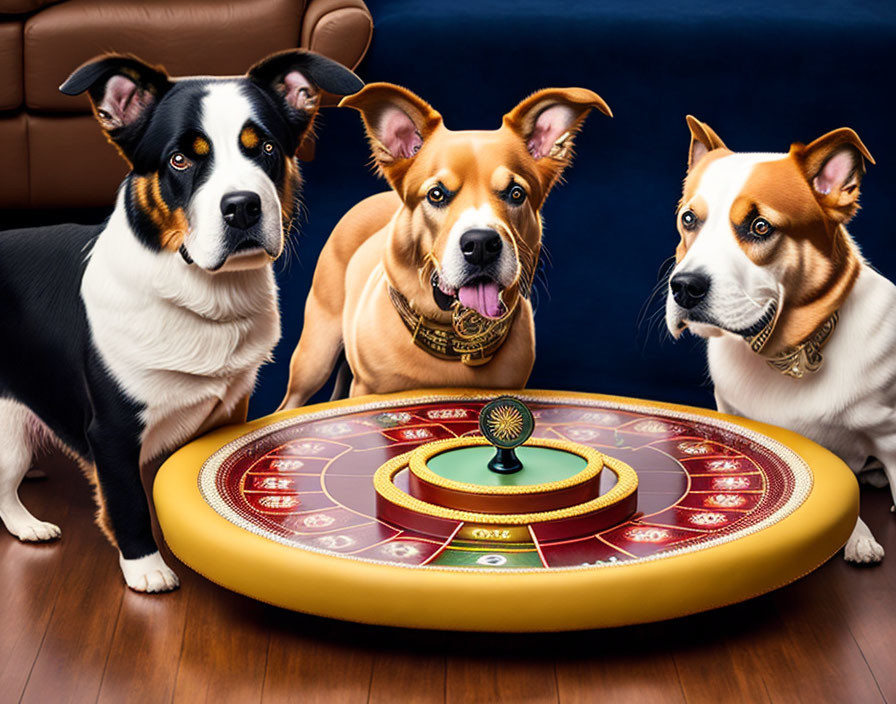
666 116 893 563
280 83 611 407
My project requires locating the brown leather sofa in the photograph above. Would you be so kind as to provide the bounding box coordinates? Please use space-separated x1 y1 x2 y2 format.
0 0 372 208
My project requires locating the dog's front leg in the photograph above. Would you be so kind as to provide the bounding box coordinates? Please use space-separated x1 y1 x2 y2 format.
280 290 345 410
713 390 739 417
838 436 893 564
86 415 179 593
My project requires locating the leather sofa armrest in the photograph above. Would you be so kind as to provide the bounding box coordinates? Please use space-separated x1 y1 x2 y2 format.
301 0 372 71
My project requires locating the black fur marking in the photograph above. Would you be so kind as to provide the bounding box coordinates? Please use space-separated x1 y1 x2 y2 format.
0 223 156 558
129 84 209 175
124 85 213 253
247 49 363 106
241 81 310 159
733 205 775 243
247 50 363 156
0 225 97 457
238 118 286 184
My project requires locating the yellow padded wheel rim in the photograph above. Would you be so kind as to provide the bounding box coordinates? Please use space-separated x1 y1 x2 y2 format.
154 389 859 632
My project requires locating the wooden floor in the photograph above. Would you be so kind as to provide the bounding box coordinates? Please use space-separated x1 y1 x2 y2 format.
1 452 894 704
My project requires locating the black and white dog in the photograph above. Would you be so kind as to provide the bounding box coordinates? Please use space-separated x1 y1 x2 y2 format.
0 51 362 592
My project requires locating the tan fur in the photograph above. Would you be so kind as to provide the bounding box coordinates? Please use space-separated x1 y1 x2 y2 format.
240 126 260 149
131 173 190 251
43 440 117 546
735 156 863 350
280 84 609 407
280 157 301 226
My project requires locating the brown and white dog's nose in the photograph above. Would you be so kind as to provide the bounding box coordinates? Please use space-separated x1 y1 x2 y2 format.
221 191 262 230
460 229 502 267
670 271 710 309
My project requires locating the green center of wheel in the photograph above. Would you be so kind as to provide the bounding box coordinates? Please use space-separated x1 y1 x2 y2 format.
427 446 587 487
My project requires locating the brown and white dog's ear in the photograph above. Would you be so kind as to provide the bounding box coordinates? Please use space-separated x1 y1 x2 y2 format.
686 115 728 170
792 128 875 223
248 49 364 156
60 54 172 165
339 82 443 191
503 88 612 193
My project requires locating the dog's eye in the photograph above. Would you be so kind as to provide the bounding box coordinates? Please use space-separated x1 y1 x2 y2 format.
427 186 447 206
680 209 698 231
508 185 526 203
169 152 192 171
262 141 276 155
751 217 773 237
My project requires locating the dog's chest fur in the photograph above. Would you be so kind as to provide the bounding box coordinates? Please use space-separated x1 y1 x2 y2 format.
708 265 896 469
82 202 280 464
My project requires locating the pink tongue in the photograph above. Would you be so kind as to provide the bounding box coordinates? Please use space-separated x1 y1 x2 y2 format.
458 281 503 318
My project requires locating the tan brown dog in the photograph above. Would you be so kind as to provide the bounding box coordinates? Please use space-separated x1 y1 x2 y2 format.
280 83 610 407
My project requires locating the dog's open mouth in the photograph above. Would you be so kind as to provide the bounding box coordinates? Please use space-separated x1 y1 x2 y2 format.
431 272 505 319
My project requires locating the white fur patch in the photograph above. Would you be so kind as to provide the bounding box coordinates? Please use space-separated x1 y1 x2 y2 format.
119 550 180 592
709 266 896 562
82 193 280 465
666 153 785 337
440 204 518 289
185 82 284 270
0 399 61 542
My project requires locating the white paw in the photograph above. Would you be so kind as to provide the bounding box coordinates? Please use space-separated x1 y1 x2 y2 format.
10 519 61 542
119 551 180 593
844 535 885 564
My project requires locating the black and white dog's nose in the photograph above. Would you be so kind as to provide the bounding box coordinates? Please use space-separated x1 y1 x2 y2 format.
221 191 262 230
460 229 502 267
670 271 710 309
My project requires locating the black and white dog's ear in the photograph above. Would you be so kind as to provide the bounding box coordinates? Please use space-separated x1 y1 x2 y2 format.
247 49 364 147
60 54 172 165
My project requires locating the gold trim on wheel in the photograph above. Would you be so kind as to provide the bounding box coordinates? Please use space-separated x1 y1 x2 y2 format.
376 448 635 525
407 436 605 496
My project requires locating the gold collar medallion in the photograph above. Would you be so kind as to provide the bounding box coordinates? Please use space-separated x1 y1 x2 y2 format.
388 286 517 366
745 301 839 379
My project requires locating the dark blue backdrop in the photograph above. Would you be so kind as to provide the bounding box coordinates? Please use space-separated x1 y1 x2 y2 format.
251 0 896 417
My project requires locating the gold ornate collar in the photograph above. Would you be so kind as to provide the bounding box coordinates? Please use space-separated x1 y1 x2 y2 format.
746 305 839 379
388 286 516 366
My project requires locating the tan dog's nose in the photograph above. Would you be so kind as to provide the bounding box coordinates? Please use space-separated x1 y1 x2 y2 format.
460 229 502 267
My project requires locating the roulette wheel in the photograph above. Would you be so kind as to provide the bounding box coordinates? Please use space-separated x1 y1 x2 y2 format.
154 390 858 632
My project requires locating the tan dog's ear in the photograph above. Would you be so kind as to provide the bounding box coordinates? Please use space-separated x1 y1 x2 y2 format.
686 115 728 170
503 88 611 194
791 128 875 223
339 83 443 191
